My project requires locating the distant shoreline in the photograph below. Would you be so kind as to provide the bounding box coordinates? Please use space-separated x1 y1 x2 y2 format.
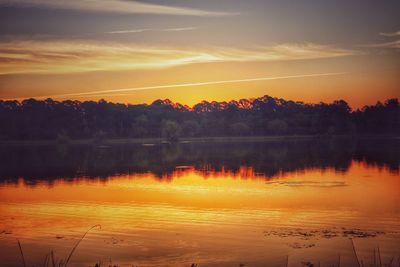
0 134 398 146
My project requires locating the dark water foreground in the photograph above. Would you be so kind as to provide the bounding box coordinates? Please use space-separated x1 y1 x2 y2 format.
0 138 399 266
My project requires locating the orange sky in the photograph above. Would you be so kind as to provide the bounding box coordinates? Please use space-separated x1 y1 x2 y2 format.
0 1 399 108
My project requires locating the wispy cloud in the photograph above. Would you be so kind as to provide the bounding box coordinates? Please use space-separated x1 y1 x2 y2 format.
105 27 198 34
214 43 358 62
0 40 359 75
0 0 236 16
361 40 400 49
361 31 400 49
379 31 400 37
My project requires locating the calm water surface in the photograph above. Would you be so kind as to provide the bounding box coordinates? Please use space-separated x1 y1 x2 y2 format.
0 139 399 267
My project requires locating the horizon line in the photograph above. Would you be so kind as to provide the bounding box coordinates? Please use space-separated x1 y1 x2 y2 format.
2 91 397 110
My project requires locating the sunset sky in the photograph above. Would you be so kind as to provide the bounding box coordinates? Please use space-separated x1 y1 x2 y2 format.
0 0 399 108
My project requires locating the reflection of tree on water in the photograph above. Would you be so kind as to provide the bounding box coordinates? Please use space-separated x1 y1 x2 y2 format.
0 138 398 185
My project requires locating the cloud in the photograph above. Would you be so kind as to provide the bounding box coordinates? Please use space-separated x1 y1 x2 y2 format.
361 40 400 49
212 43 358 62
105 27 198 34
0 0 236 16
379 31 400 37
361 31 400 49
0 40 359 75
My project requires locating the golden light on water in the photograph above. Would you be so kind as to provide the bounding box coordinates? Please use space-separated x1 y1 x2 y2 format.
0 160 399 266
1 161 399 232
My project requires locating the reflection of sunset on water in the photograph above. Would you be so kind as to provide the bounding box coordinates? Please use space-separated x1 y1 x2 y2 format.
1 0 399 265
0 160 399 266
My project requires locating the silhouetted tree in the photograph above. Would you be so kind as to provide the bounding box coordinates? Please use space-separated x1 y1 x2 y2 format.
181 120 200 137
230 122 250 136
0 96 398 140
161 120 180 141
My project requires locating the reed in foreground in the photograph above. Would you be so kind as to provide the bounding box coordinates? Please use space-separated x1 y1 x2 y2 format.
15 228 399 267
17 225 101 267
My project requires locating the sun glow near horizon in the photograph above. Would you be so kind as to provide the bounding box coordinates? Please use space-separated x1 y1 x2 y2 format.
0 0 399 108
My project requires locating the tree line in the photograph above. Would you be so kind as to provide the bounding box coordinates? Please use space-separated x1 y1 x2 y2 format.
0 95 398 140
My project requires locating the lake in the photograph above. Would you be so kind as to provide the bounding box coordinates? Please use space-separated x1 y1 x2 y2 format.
0 138 399 267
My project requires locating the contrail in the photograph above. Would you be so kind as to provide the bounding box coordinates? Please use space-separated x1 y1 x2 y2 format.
6 72 347 100
105 27 198 34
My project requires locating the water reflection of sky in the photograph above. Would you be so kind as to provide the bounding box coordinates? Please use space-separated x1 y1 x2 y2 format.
0 139 399 267
0 160 399 267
